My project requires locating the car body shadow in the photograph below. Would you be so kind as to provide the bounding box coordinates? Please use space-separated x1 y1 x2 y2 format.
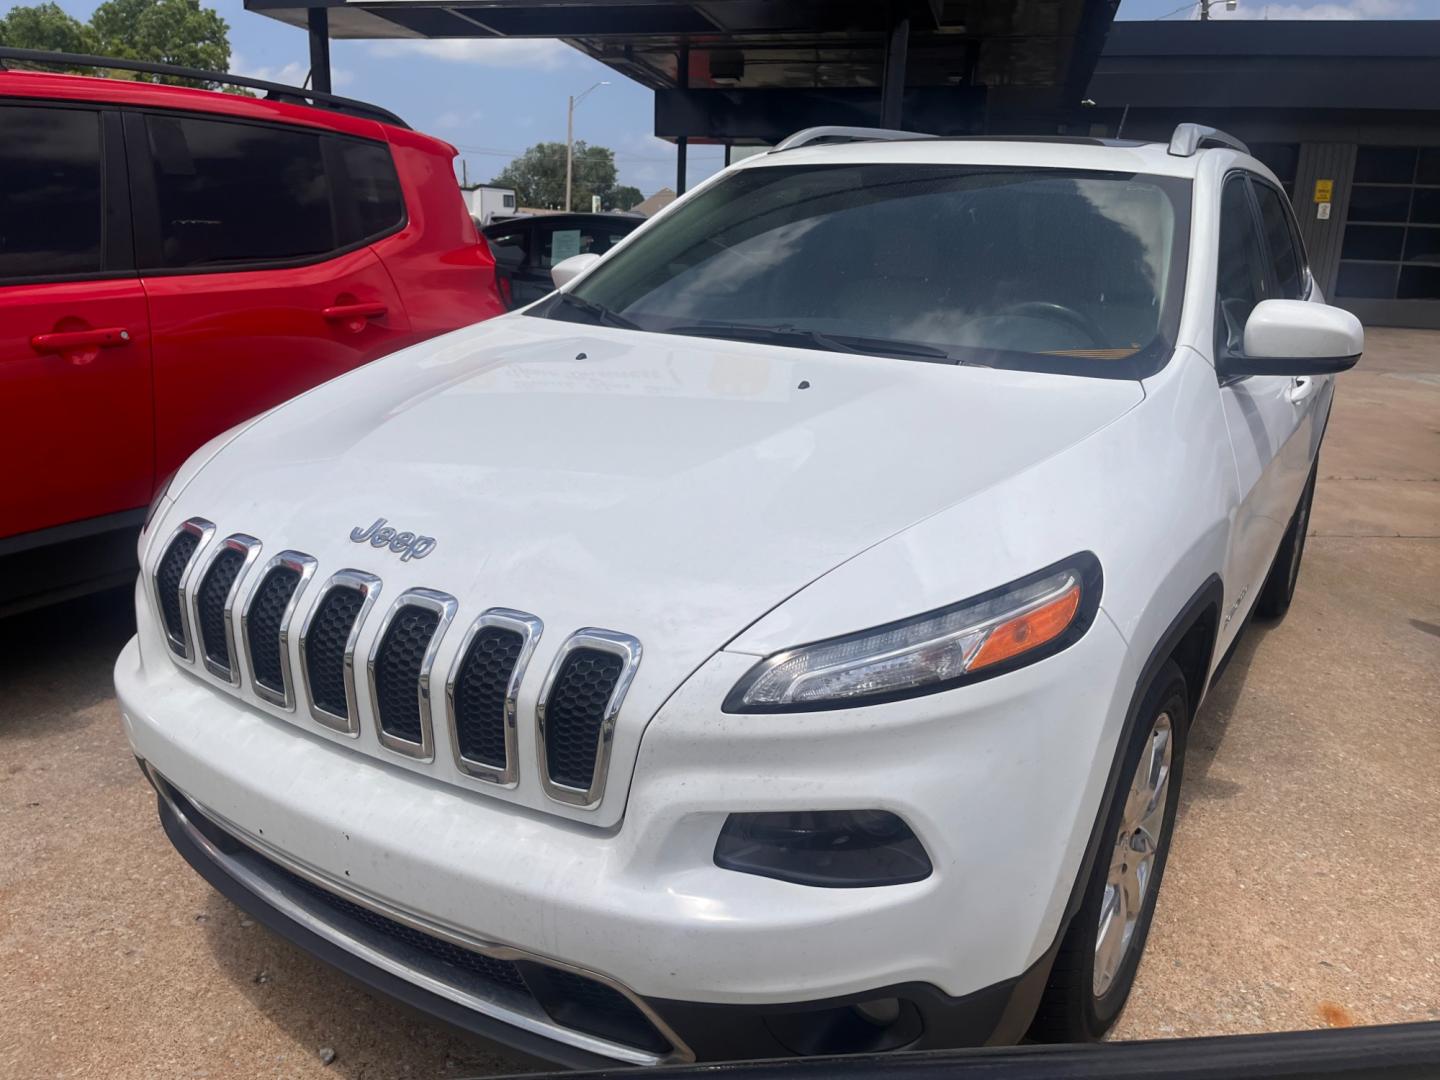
1178 615 1274 814
0 584 136 737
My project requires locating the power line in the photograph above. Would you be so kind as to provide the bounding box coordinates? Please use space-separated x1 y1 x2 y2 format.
1156 0 1199 18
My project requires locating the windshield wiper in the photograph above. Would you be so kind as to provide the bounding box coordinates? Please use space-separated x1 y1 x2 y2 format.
553 291 641 331
665 322 960 365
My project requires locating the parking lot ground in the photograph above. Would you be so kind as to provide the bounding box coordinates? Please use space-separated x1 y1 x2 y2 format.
2 330 1437 1079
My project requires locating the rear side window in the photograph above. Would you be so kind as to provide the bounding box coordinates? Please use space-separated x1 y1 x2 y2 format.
145 115 334 267
331 138 404 243
1252 181 1306 300
140 117 403 270
0 105 103 279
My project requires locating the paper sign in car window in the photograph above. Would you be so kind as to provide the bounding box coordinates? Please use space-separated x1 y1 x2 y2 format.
550 229 582 263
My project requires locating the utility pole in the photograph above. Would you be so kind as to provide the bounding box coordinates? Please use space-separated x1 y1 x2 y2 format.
565 81 608 212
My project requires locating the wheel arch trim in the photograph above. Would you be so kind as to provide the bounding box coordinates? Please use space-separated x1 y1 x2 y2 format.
1015 573 1225 1038
1061 573 1222 932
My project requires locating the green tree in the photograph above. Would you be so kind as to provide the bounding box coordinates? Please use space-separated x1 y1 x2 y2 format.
0 0 232 85
0 2 96 53
90 0 231 78
610 184 644 212
493 141 624 212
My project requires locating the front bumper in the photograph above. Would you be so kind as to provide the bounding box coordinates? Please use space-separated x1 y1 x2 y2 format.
145 764 1054 1064
117 585 1135 1063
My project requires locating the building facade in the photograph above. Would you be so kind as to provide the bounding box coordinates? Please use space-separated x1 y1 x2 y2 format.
1088 20 1440 329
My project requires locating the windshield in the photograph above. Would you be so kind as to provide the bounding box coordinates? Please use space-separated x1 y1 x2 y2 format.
533 163 1189 378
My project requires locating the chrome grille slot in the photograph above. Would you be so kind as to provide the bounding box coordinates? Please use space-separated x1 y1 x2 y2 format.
192 534 261 683
300 570 381 735
537 630 642 808
153 517 214 660
368 589 457 761
197 550 243 662
446 609 542 786
241 551 317 709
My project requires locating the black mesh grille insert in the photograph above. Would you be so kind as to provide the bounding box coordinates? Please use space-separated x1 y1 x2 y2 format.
247 566 301 694
454 626 523 768
374 604 441 744
276 862 530 994
544 648 624 791
196 548 245 670
522 967 672 1054
156 531 200 653
305 586 364 718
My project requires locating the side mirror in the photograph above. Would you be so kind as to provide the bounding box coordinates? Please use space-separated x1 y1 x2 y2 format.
1234 299 1363 376
551 252 601 290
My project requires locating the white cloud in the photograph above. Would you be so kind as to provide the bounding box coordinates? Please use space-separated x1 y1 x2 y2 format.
433 108 485 130
368 38 573 69
230 52 353 89
1208 0 1414 17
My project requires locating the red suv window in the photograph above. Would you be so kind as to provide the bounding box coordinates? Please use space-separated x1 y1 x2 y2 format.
0 104 104 279
138 115 405 270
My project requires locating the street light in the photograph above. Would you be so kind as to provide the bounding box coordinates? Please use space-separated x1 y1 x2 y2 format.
1198 0 1238 17
566 80 609 212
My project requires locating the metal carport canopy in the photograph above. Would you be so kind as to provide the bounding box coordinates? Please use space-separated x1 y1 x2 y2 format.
243 0 1118 184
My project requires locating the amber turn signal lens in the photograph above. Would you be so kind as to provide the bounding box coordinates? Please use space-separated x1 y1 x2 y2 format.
968 584 1081 672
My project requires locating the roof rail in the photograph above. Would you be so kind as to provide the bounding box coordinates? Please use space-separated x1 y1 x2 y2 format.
0 46 408 129
1167 123 1248 158
770 125 936 153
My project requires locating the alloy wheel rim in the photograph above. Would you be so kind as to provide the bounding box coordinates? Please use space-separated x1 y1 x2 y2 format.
1093 712 1173 999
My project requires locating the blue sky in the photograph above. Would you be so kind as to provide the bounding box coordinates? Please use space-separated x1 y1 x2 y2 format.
10 0 1437 196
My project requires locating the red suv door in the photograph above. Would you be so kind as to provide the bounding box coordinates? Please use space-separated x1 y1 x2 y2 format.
124 111 413 477
0 103 155 541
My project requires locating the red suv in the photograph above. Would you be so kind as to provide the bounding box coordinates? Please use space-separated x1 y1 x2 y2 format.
0 53 505 614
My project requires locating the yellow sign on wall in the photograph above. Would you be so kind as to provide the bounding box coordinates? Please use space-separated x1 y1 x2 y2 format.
1314 179 1334 203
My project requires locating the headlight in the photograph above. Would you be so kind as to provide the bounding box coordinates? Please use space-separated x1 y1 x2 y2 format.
724 552 1101 712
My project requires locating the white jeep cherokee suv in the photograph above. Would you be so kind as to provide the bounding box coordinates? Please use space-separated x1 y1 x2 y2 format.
116 124 1362 1066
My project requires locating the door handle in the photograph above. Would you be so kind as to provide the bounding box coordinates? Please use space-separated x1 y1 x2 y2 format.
1288 376 1316 404
323 302 387 322
31 327 132 353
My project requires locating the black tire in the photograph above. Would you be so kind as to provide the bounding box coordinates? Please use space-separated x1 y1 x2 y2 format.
1030 660 1189 1043
1256 461 1318 620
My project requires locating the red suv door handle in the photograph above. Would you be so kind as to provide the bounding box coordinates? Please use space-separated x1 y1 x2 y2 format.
323 302 387 322
31 327 132 353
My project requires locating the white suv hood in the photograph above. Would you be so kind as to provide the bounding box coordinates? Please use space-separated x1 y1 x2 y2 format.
165 316 1142 819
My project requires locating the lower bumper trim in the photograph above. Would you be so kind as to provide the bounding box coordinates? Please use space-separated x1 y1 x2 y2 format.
145 759 1056 1064
145 763 689 1068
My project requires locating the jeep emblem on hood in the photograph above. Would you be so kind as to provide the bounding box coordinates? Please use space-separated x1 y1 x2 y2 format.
349 518 437 562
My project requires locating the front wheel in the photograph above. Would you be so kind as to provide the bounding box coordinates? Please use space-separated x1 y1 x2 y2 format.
1030 660 1189 1042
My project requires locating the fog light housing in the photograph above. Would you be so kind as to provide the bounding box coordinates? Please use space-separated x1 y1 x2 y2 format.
713 810 932 888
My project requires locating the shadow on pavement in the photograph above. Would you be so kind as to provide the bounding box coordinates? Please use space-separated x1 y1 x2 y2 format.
0 583 137 732
1175 615 1273 815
